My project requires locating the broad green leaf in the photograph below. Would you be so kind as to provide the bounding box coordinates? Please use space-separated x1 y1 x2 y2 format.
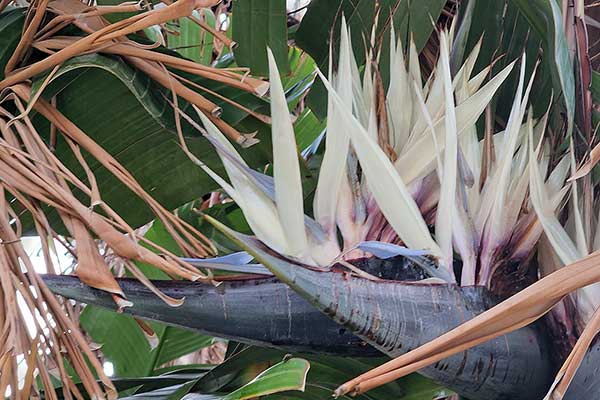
232 0 289 76
154 326 216 367
120 357 308 400
267 48 309 258
221 358 309 400
153 365 215 376
192 347 283 393
0 7 25 80
27 53 267 231
293 109 325 152
296 0 446 118
296 0 446 70
118 346 448 400
80 306 153 377
511 0 575 131
272 354 452 400
80 304 214 377
282 48 317 110
120 381 200 399
100 370 210 394
62 343 447 399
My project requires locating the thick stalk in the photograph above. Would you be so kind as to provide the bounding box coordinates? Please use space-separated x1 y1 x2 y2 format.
213 226 556 400
44 270 554 399
43 274 377 356
42 256 427 356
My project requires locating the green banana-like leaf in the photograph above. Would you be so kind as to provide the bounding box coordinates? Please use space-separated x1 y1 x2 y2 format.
511 0 575 127
295 0 446 118
296 0 446 68
25 52 268 229
112 346 445 399
221 358 309 400
293 108 325 153
232 0 290 76
274 353 451 400
155 327 216 367
0 7 24 80
80 306 153 378
79 305 214 377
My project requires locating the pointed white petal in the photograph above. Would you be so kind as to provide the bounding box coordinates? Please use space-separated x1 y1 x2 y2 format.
475 57 533 239
434 31 458 271
408 37 422 90
313 19 352 237
387 36 412 152
267 48 308 258
528 120 581 265
198 112 289 254
486 61 531 231
569 138 589 256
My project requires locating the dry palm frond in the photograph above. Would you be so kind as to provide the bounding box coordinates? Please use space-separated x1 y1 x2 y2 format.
3 0 216 87
159 0 236 50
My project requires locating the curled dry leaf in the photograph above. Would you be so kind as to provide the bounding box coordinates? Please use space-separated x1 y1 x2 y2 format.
569 141 600 181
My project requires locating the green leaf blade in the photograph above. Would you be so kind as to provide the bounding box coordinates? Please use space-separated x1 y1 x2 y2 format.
222 358 309 400
232 0 289 76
